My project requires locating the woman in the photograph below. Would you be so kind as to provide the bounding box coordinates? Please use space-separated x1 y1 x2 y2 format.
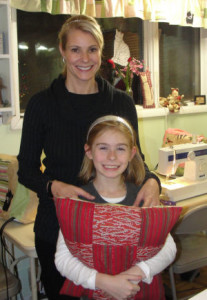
17 15 160 300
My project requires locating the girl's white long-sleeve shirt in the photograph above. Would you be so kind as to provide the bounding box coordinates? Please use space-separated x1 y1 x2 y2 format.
55 187 176 290
55 230 176 290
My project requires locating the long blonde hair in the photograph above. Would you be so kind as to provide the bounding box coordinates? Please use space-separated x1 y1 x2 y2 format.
79 116 145 185
58 15 104 76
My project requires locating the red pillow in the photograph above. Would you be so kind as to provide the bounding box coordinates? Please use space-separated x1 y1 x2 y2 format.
55 198 182 299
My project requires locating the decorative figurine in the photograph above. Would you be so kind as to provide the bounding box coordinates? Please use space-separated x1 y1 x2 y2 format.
159 88 184 113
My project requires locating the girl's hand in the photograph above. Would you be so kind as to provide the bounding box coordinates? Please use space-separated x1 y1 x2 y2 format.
51 180 95 200
121 265 145 284
95 273 140 300
133 178 160 207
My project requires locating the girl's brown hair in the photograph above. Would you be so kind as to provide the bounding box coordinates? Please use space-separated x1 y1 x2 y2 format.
79 116 145 185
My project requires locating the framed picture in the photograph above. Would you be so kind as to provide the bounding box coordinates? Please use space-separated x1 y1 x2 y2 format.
194 95 206 105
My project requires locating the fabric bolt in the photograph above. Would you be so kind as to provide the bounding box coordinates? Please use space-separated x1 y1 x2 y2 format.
0 154 18 208
0 159 10 206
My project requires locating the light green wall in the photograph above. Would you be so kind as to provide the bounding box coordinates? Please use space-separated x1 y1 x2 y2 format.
0 112 207 170
0 124 22 155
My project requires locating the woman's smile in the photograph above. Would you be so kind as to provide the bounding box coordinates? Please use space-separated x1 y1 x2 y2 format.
60 29 101 90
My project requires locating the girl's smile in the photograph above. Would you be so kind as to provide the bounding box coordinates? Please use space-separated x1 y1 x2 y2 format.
85 129 136 181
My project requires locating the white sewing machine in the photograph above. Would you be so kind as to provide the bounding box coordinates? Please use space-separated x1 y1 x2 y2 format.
157 142 207 202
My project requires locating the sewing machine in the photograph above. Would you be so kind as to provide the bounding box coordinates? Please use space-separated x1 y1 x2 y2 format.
157 142 207 202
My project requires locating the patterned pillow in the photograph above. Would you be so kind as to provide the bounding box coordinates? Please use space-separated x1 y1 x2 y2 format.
55 198 182 300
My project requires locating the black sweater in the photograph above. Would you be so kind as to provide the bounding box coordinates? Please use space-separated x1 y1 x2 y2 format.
18 75 159 244
82 182 141 206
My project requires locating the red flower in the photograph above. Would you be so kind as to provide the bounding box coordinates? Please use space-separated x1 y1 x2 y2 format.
107 59 115 69
108 56 144 95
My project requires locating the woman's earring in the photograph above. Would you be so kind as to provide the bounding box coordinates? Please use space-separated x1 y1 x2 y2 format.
62 57 66 64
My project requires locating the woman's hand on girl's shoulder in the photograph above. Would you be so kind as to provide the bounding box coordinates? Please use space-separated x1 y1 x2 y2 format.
51 180 95 200
133 178 160 207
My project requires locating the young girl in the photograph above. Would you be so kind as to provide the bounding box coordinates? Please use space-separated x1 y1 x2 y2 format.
55 115 176 300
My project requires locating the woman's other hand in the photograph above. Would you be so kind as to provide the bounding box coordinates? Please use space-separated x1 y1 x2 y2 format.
133 178 160 207
51 180 95 200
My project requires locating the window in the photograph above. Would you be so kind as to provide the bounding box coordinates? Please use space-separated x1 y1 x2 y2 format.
17 11 67 112
10 9 207 128
159 23 200 100
17 10 143 113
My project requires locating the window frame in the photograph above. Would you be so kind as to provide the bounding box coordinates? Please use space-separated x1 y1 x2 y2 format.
10 9 207 130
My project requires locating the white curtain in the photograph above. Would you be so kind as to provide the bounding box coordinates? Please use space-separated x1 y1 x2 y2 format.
10 0 207 28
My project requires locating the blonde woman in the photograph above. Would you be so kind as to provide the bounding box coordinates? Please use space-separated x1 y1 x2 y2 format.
18 15 160 299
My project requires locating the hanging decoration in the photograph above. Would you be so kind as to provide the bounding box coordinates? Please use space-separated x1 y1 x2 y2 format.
111 30 130 67
10 0 207 29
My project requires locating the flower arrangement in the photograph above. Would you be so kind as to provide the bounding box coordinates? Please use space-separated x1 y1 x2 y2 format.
107 57 144 95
